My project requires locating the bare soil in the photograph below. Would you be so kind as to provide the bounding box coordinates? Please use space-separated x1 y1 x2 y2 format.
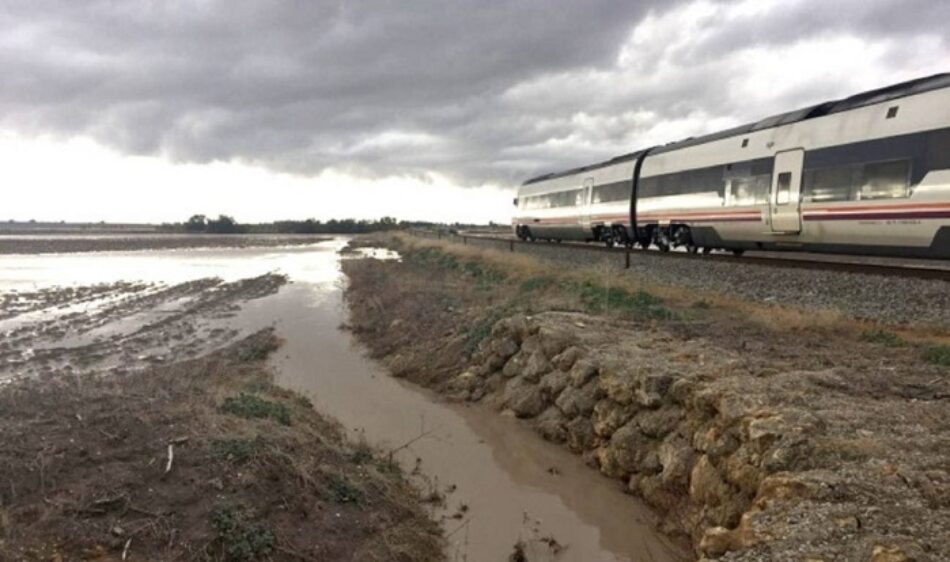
0 330 444 561
341 233 950 562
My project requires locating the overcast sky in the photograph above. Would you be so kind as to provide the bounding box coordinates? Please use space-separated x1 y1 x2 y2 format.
2 0 948 223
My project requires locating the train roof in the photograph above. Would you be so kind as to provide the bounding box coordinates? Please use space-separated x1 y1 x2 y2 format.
522 73 950 186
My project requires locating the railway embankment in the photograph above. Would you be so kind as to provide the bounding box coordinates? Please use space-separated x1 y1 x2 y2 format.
342 233 950 561
435 233 950 328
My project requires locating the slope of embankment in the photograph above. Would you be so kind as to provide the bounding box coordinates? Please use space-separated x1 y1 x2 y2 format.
0 330 444 561
342 233 950 562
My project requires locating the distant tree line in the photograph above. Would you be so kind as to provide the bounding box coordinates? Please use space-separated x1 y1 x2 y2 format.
159 214 484 234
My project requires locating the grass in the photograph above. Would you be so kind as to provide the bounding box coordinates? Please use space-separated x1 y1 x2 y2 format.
860 329 907 348
220 393 292 426
923 345 950 367
327 473 364 504
570 280 674 320
211 505 276 561
212 438 257 464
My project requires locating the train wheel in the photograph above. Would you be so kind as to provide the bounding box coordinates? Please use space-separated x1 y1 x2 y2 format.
702 247 713 255
686 243 699 254
654 229 671 252
732 249 745 257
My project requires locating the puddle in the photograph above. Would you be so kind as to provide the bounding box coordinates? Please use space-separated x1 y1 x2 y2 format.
236 245 689 562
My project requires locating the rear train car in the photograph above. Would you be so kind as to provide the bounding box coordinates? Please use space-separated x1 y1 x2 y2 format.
513 74 950 259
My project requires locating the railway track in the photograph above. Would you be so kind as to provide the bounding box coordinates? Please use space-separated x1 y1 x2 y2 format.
420 231 950 282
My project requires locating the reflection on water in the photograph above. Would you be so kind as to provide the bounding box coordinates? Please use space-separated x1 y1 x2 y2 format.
1 238 687 562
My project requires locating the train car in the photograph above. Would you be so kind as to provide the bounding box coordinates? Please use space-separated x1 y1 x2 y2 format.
512 73 950 259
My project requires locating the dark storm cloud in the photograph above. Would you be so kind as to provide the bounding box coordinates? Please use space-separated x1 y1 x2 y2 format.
1 0 947 186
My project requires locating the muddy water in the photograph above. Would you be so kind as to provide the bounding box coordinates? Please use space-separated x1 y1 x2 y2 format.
1 238 688 561
235 240 688 562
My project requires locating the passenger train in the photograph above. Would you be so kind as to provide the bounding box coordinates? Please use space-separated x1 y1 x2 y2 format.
512 74 950 259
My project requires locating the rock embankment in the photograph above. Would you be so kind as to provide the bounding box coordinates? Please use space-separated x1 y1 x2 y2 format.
442 312 947 561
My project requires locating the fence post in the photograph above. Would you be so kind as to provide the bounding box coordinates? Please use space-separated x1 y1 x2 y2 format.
509 240 514 252
463 236 467 245
625 249 631 269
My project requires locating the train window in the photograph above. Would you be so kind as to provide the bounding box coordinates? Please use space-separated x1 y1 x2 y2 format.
776 173 792 205
859 160 910 200
729 175 770 206
741 138 749 148
886 106 899 119
592 182 632 204
803 165 854 203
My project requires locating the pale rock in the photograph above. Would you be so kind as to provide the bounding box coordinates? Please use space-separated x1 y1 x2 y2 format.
636 373 673 408
522 350 553 383
503 378 546 418
699 526 735 558
502 351 528 378
568 359 598 388
552 346 583 371
636 407 682 438
555 380 601 417
535 406 568 443
566 417 596 453
592 399 638 438
658 435 695 487
539 370 570 401
690 455 728 506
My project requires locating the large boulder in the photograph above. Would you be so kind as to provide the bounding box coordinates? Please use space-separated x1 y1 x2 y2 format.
535 406 569 443
636 407 682 439
568 359 598 388
502 350 529 378
555 380 601 418
599 420 652 477
522 350 553 383
552 346 583 372
539 370 570 402
657 435 696 488
566 417 597 453
592 399 638 438
503 378 546 419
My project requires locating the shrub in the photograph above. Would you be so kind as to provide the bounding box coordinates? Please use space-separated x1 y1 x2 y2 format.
211 505 275 561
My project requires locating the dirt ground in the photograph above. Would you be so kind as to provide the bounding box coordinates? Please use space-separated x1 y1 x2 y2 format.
341 233 950 562
0 330 443 561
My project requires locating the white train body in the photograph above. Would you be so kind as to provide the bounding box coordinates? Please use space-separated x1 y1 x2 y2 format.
513 74 950 258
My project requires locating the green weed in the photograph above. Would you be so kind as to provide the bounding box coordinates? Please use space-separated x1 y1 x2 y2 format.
220 393 291 426
572 281 674 320
519 276 556 293
211 438 257 464
860 330 906 348
327 473 363 504
923 345 950 367
211 505 275 561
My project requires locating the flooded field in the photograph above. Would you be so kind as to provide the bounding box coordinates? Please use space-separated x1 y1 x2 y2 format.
0 237 687 561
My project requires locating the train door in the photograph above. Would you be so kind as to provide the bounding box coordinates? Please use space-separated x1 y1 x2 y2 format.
580 177 594 231
769 149 804 233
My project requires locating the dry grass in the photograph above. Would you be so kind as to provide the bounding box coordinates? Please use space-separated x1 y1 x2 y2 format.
392 232 949 344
